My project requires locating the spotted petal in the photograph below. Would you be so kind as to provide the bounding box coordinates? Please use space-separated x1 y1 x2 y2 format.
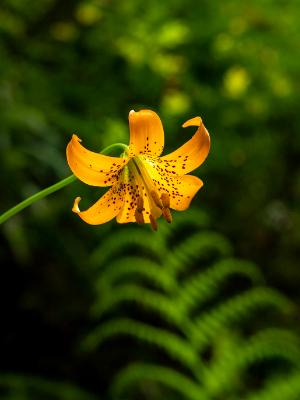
67 134 128 187
168 175 203 210
128 110 164 157
138 155 204 211
160 117 210 175
72 184 125 225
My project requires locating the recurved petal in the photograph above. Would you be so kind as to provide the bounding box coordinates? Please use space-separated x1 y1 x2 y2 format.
169 175 203 210
66 134 128 187
138 155 203 211
128 109 164 157
72 183 125 225
160 116 210 175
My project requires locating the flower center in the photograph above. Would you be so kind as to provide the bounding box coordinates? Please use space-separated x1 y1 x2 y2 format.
128 156 172 229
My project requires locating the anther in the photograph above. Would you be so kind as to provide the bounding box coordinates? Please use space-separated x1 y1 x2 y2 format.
135 209 145 224
151 191 163 209
161 193 170 208
136 195 144 212
162 207 172 224
149 214 158 231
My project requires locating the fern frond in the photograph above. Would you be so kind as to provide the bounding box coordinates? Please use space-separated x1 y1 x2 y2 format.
204 329 300 396
110 362 209 400
90 284 184 326
0 374 97 400
90 229 166 268
81 219 299 400
94 257 177 294
246 371 300 400
190 287 294 349
249 328 300 351
166 232 233 274
81 318 203 373
176 258 264 313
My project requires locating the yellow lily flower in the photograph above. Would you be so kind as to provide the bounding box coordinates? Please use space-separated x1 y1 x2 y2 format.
66 109 210 229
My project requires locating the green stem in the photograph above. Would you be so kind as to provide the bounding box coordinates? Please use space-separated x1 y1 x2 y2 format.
0 142 128 225
0 175 77 225
100 143 128 155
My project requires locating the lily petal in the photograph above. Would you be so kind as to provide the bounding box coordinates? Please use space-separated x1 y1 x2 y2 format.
67 134 128 187
128 110 164 157
160 117 210 175
72 184 125 225
169 175 203 210
116 168 138 223
138 156 203 211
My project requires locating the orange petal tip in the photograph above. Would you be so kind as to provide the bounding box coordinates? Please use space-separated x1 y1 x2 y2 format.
72 134 82 142
72 197 82 213
182 116 202 128
129 109 135 116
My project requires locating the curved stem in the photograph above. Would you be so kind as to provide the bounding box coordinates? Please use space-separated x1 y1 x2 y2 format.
0 175 77 225
100 143 128 155
0 142 128 225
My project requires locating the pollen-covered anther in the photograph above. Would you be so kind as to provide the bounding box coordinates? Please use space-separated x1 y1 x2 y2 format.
135 209 145 224
136 195 144 212
150 190 163 209
162 207 172 224
161 192 170 208
149 214 158 231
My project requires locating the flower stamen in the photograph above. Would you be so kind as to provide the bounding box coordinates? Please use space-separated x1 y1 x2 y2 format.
162 207 172 223
134 195 145 224
149 214 158 231
161 193 170 208
131 158 162 226
136 195 144 212
133 158 173 229
135 209 145 224
151 190 163 209
160 193 172 223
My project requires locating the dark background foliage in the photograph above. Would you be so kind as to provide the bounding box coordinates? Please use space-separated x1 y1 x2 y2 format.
0 0 299 398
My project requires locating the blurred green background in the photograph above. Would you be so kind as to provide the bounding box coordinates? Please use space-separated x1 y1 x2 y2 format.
1 0 300 399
